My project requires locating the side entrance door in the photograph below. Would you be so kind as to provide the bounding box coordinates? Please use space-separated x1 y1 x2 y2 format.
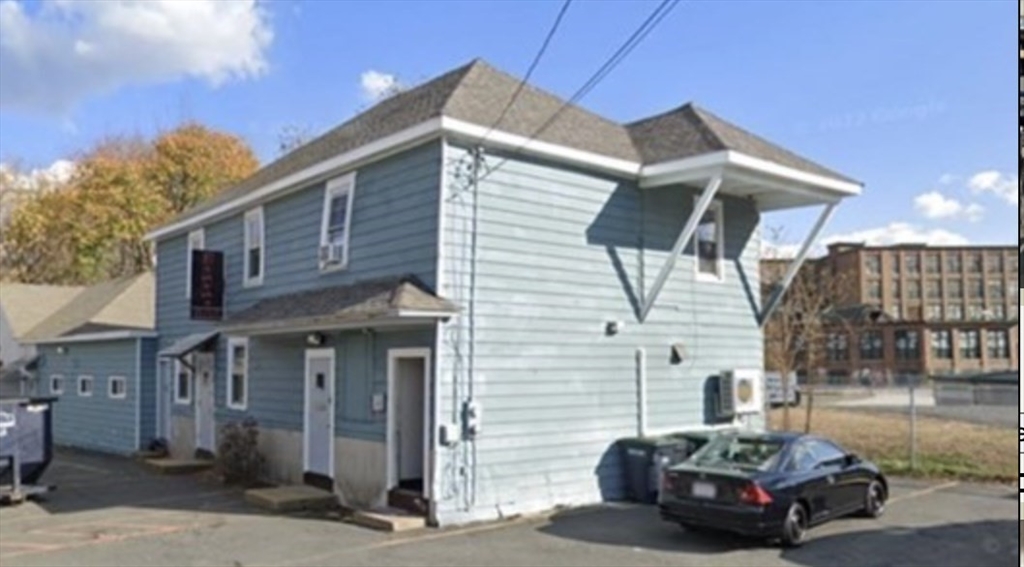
157 359 173 441
304 349 335 488
193 352 216 457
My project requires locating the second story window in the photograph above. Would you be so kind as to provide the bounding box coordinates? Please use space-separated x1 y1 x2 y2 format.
694 199 724 281
926 279 941 299
244 207 265 287
946 252 961 273
865 254 881 275
186 228 205 298
905 253 919 274
925 253 940 274
947 279 962 299
947 303 963 320
930 329 952 359
859 330 883 360
319 172 356 271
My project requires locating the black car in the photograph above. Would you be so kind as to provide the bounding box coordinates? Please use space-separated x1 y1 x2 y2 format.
658 431 887 547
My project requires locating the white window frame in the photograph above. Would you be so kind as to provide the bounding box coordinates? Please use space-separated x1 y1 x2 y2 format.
50 374 63 395
319 172 357 272
226 337 249 410
78 375 94 397
186 228 205 298
243 207 265 288
693 198 725 282
108 375 127 400
174 357 193 404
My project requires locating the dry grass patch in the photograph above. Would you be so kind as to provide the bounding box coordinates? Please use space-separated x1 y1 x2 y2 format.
768 407 1015 483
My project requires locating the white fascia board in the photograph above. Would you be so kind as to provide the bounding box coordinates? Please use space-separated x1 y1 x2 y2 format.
725 151 862 196
145 117 446 242
27 330 158 345
441 117 641 177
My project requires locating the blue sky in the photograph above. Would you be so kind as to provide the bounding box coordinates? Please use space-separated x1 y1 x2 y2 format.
0 0 1015 251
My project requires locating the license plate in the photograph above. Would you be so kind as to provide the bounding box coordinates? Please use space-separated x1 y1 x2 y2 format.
691 481 716 499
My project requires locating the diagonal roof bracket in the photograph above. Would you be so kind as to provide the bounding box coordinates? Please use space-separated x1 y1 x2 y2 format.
758 202 838 328
639 175 723 322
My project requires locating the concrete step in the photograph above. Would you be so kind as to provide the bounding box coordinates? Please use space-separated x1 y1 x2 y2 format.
350 507 426 532
245 485 337 513
143 458 214 475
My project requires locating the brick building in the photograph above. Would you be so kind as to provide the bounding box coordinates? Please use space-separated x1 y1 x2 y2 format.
763 243 1018 385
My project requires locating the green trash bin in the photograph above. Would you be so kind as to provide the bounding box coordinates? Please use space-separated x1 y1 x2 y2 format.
618 433 706 504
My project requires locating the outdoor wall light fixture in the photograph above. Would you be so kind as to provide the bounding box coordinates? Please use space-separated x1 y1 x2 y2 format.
306 333 325 347
605 321 623 335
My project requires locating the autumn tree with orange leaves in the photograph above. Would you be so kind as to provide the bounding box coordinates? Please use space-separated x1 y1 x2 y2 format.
0 123 258 285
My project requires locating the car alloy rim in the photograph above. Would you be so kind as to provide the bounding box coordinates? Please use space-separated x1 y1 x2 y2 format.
869 483 885 513
788 507 806 541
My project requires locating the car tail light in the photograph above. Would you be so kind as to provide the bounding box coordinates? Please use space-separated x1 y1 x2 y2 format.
662 472 676 493
738 482 773 506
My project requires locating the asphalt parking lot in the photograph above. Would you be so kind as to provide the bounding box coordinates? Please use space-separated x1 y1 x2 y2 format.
0 449 1017 567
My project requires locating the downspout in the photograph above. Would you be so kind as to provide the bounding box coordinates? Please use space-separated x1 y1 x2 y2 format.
636 348 647 437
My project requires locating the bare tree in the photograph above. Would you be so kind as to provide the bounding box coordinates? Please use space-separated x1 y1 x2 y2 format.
761 227 861 432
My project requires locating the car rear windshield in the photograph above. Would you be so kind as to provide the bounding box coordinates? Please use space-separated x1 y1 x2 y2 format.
686 435 785 472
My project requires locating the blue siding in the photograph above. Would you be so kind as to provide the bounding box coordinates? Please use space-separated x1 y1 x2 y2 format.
436 144 763 523
36 340 143 455
138 338 158 447
217 328 434 443
154 141 441 438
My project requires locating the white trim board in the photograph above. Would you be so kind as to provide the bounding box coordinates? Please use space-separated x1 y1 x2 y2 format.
385 347 432 497
303 348 337 479
144 117 861 242
26 330 158 345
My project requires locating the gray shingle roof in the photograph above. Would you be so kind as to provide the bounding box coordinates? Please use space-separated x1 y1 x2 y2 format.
21 272 154 341
161 59 856 232
626 104 857 183
220 275 457 331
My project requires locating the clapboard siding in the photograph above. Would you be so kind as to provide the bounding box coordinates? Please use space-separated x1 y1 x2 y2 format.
155 142 442 431
436 144 763 524
35 340 142 455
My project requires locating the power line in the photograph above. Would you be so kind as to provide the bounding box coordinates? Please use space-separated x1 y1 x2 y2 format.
479 0 682 182
477 0 574 146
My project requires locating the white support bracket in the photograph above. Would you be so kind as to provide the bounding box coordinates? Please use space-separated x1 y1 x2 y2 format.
639 175 723 322
758 202 838 328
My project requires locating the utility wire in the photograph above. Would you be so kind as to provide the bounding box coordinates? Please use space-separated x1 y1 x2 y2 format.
477 0 573 146
479 0 682 182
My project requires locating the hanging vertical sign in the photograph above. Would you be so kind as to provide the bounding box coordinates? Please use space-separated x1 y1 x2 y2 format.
190 250 224 321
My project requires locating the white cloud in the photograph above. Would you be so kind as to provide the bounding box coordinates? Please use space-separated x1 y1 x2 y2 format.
822 222 970 248
360 70 402 102
966 170 1016 204
0 159 75 190
937 173 957 185
0 0 273 114
912 191 984 222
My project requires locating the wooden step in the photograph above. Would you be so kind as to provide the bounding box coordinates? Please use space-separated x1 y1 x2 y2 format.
143 458 213 475
350 507 426 532
245 485 337 513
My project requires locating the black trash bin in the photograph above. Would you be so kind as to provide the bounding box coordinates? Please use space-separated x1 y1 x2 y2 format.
619 433 706 504
0 396 57 488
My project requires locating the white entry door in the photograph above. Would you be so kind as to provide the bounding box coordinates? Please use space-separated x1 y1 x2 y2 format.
194 352 216 454
304 349 335 479
387 349 431 494
157 359 173 440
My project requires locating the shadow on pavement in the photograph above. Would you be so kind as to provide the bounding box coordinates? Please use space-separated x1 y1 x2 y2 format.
537 504 761 554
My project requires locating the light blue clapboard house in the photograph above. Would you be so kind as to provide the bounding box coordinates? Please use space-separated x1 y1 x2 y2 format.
143 59 861 526
23 273 158 456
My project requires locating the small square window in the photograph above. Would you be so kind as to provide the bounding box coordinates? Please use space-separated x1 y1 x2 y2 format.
175 357 192 404
50 375 63 395
78 375 94 397
108 376 127 399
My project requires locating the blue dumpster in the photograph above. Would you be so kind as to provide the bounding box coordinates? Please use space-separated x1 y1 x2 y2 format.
0 396 57 503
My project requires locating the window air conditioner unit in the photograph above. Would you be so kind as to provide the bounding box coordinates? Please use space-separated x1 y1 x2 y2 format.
319 243 344 265
717 369 764 418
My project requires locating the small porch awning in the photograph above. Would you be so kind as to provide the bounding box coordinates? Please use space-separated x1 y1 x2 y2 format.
158 331 219 359
218 275 458 336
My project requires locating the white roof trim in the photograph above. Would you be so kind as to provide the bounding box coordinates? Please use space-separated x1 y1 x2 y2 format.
146 116 860 241
26 330 157 345
440 117 641 177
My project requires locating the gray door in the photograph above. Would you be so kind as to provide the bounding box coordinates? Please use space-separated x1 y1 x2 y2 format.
396 357 426 483
304 350 334 478
194 353 216 454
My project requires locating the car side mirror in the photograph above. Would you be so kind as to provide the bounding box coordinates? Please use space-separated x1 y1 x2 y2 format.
843 453 860 467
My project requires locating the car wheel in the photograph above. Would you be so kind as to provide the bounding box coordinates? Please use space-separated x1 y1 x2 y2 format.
862 479 886 518
780 503 808 548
